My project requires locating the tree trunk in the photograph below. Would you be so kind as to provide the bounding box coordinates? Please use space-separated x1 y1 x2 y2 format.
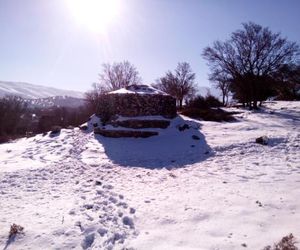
253 100 258 109
225 95 229 106
179 99 183 109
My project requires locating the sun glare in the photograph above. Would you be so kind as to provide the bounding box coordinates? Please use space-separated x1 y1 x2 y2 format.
68 0 121 33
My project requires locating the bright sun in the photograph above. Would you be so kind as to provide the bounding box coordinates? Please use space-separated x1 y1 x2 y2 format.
68 0 121 33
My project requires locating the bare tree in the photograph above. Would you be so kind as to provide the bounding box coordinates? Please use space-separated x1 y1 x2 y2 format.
99 61 142 91
274 63 300 100
209 70 231 106
203 22 299 108
85 83 107 113
155 62 196 108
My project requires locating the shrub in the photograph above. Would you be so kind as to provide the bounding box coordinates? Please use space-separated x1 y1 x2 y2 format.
187 94 222 109
181 107 235 122
9 224 24 239
188 95 209 109
96 96 115 125
256 136 269 145
263 234 298 250
204 95 223 107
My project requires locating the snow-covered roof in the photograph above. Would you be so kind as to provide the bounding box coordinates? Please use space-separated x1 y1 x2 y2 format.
108 84 168 95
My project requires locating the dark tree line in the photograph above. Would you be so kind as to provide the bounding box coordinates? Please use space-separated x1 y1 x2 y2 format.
203 22 300 108
0 96 27 137
0 95 91 143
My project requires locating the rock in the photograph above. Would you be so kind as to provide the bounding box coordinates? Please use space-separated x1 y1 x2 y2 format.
255 136 269 145
122 216 134 228
256 200 263 207
95 181 102 186
83 204 93 209
80 125 88 131
81 233 95 249
192 135 200 140
178 124 190 131
49 126 61 137
129 208 136 214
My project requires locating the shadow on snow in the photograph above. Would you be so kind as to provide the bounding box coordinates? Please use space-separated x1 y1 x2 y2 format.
94 116 212 169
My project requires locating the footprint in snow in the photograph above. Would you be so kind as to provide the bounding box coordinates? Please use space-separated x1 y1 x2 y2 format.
70 180 137 249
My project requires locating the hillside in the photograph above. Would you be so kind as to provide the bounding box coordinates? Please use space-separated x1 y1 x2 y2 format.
23 96 86 108
0 101 299 249
0 81 84 99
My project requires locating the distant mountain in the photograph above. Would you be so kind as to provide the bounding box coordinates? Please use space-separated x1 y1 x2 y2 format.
0 81 84 99
23 96 86 108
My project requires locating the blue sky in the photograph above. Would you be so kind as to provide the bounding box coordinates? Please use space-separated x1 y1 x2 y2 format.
0 0 300 92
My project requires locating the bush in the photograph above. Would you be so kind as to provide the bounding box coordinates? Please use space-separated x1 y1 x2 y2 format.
263 234 298 250
205 95 223 107
181 107 235 122
187 94 222 109
9 224 24 239
96 96 115 125
188 96 208 109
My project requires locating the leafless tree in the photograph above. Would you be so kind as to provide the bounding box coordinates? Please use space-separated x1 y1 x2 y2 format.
85 83 107 113
99 61 142 91
209 70 231 106
154 62 196 108
274 63 300 100
203 22 299 108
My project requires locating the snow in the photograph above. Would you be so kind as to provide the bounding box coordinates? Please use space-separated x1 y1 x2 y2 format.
109 85 168 95
0 101 299 249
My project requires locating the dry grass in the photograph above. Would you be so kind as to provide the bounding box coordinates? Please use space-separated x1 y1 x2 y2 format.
264 234 298 250
9 224 24 239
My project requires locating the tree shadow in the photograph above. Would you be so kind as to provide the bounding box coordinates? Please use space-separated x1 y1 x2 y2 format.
94 116 212 169
3 235 16 250
261 107 300 123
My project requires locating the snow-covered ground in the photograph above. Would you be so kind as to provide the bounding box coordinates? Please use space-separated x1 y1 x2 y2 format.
0 101 299 249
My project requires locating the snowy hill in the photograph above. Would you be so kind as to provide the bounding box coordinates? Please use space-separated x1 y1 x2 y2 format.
0 81 84 99
0 101 299 249
23 96 86 108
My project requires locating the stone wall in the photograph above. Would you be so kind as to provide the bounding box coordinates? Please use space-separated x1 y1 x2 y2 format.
96 93 176 119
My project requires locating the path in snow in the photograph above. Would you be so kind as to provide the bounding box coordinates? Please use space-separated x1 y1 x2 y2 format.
0 130 138 250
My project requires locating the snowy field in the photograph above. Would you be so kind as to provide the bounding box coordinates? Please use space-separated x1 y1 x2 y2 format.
0 101 299 250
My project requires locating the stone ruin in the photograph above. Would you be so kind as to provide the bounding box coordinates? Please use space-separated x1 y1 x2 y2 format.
94 85 177 138
96 84 176 119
